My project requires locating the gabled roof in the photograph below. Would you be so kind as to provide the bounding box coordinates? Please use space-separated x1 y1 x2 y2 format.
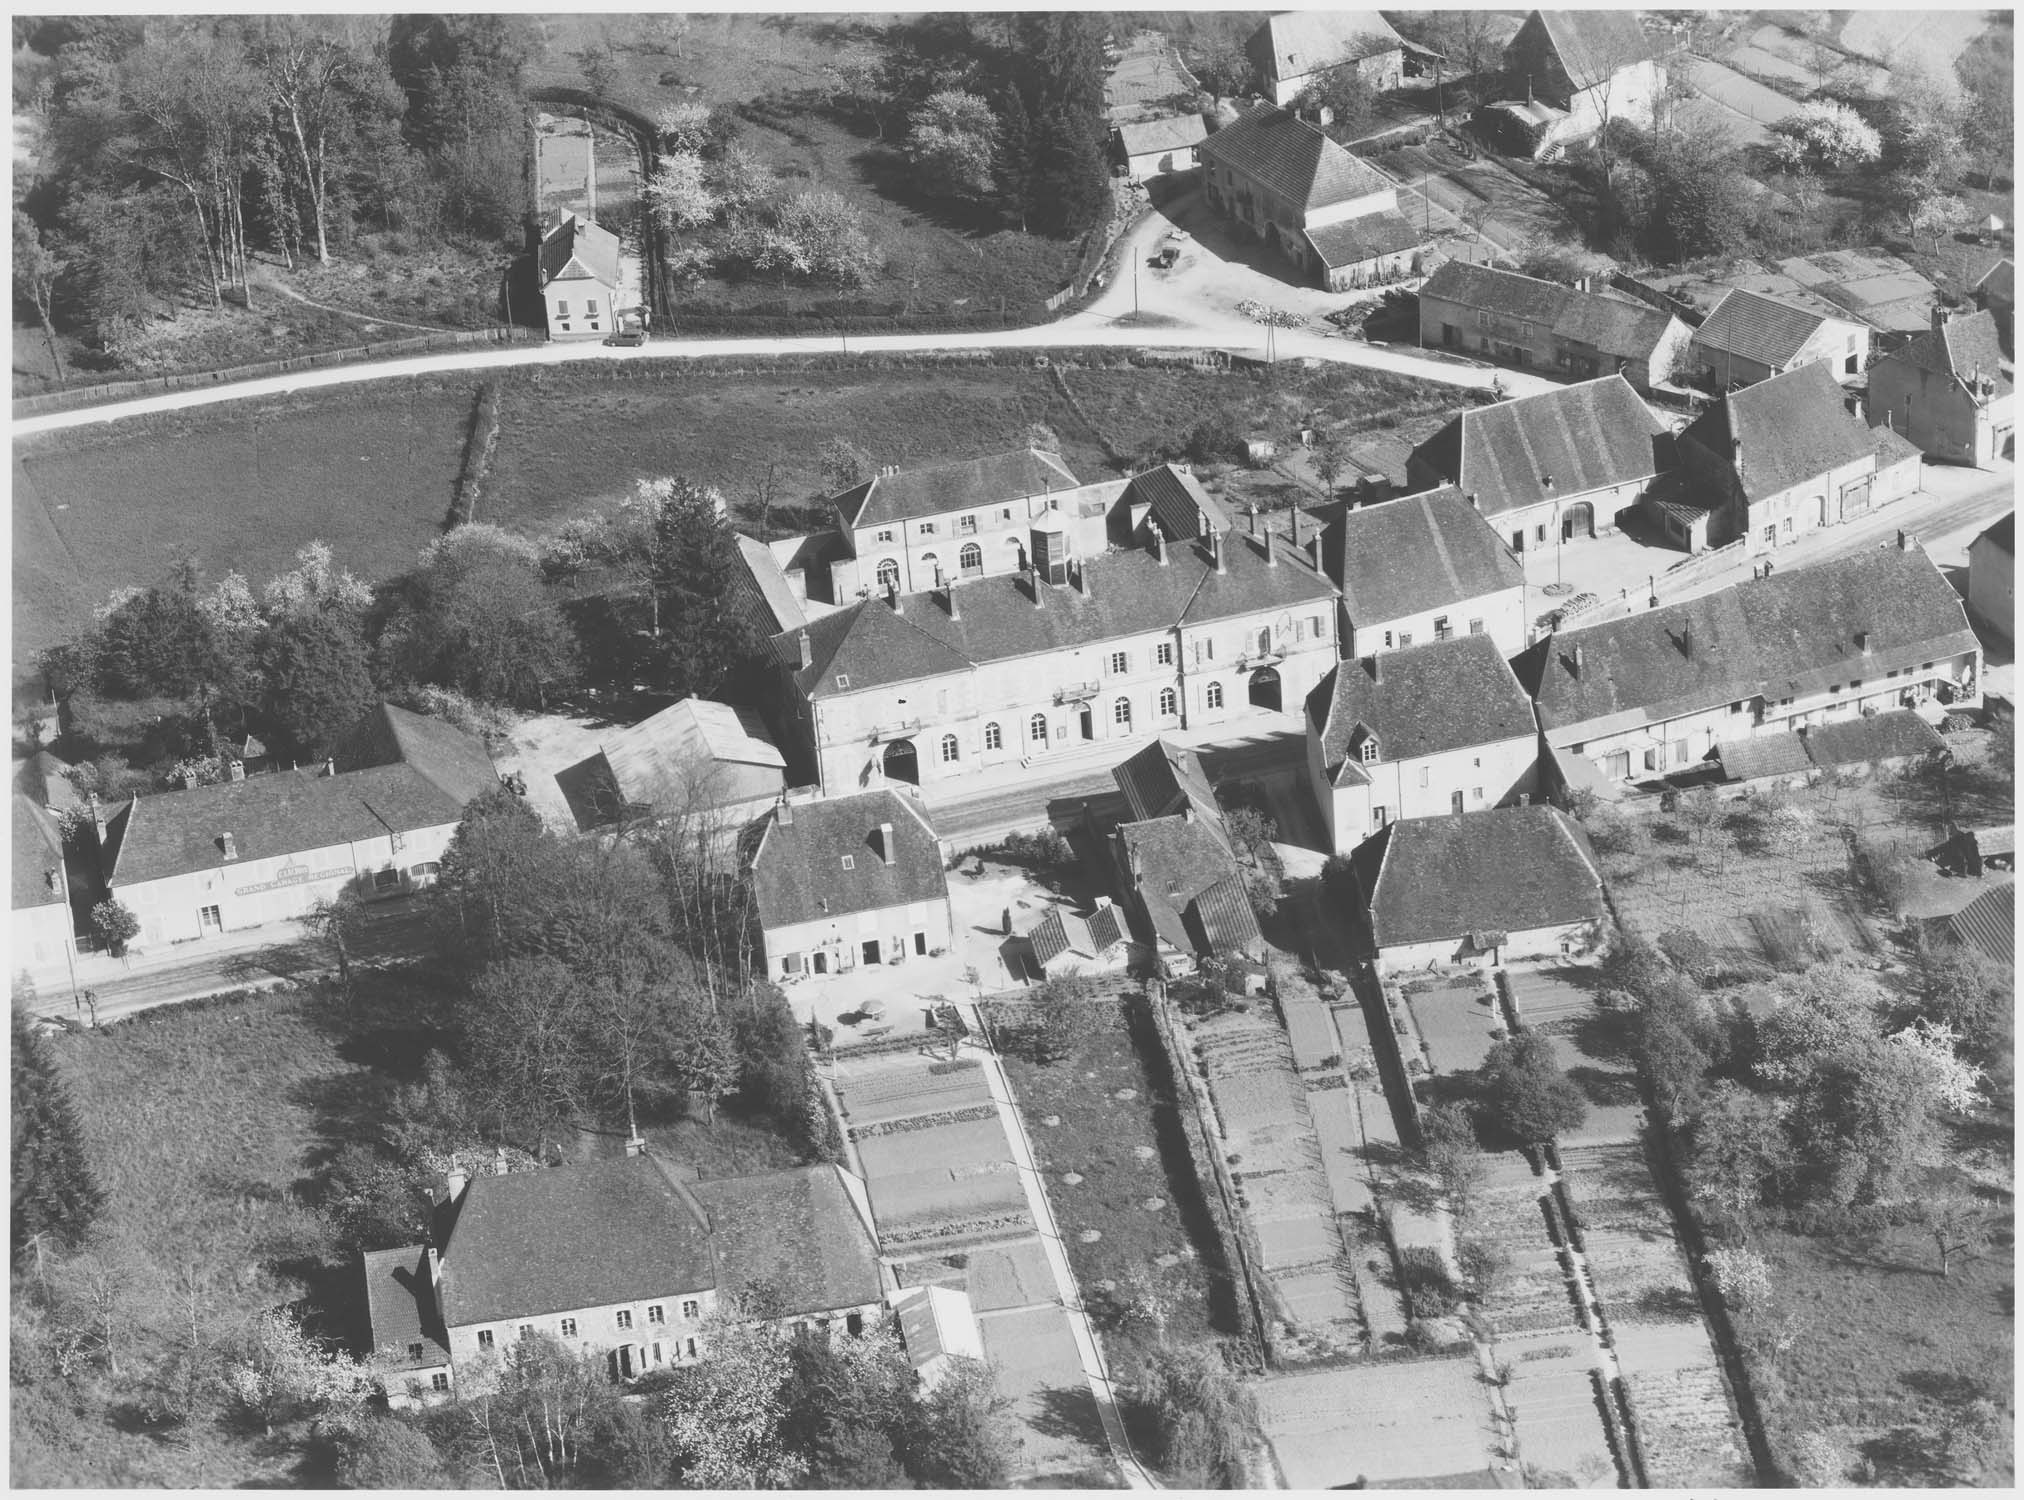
750 788 948 931
1419 259 1573 326
1974 258 2014 305
1308 635 1537 784
538 211 622 290
110 705 496 888
1529 10 1655 92
1027 903 1128 967
833 448 1082 531
1198 103 1393 213
1246 11 1407 85
690 1163 883 1317
1882 310 2012 395
12 795 66 911
1114 737 1222 825
1421 259 1681 357
780 597 976 700
1551 290 1681 359
1117 113 1208 156
1127 463 1232 541
1936 884 2014 968
1411 375 1665 515
360 1246 449 1366
1186 874 1263 956
1974 512 2014 557
1304 211 1427 270
1118 812 1249 956
1716 729 1812 782
892 1284 985 1378
1693 287 1848 369
1321 486 1524 625
1534 544 1980 739
733 534 809 636
557 698 786 832
1683 362 1877 503
438 1155 718 1327
1802 708 1945 768
1360 805 1604 948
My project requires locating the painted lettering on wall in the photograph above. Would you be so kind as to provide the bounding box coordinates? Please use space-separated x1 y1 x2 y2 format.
234 861 352 897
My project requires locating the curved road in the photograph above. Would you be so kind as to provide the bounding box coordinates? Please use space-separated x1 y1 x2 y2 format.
15 204 1557 439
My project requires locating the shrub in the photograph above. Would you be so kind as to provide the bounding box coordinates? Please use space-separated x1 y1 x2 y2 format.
89 899 139 958
1398 1245 1461 1317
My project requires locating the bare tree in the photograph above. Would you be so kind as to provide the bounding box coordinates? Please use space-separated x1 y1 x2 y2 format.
1926 1192 1989 1277
304 887 369 1003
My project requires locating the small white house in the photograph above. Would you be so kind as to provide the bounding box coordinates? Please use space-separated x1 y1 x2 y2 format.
537 210 623 341
1115 114 1208 181
889 1284 985 1391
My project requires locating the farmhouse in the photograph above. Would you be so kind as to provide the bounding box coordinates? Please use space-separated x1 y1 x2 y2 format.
1345 804 1605 971
770 506 1337 796
1115 113 1208 181
12 795 74 991
1487 10 1663 160
88 704 497 949
750 787 953 981
554 697 787 835
537 210 623 341
1967 512 2013 639
1306 635 1541 854
1714 708 1946 788
1528 540 1981 794
362 1152 883 1407
1406 375 1667 554
1866 308 2014 467
1246 11 1407 106
1416 261 1693 391
1198 103 1429 289
1316 486 1528 658
1667 362 1921 554
1687 286 1870 390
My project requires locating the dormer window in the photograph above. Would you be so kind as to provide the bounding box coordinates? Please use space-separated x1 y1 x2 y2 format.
835 674 850 689
1359 738 1380 765
841 855 855 870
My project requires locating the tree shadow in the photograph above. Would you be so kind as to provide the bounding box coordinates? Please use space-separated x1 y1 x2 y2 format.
1568 1007 1634 1062
1900 1368 1991 1409
1567 1064 1641 1109
850 144 1009 238
1028 1382 1108 1451
1629 1284 1701 1322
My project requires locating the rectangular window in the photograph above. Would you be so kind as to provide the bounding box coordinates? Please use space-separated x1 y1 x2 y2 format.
408 1341 425 1361
959 514 977 533
1850 677 1861 690
914 930 928 955
1764 525 1777 543
919 521 936 535
1472 787 1484 802
1398 632 1413 647
684 1337 698 1358
519 1325 534 1341
682 1300 700 1320
432 1372 451 1392
616 1309 633 1331
1419 766 1430 787
1311 615 1324 639
1434 616 1452 640
373 868 401 892
1372 806 1389 830
782 952 803 975
1469 618 1484 635
477 1330 495 1350
556 299 569 318
648 1305 665 1325
1156 641 1174 666
1383 630 1394 648
561 1318 578 1338
1109 650 1129 674
1673 739 1688 764
876 529 894 543
587 298 598 317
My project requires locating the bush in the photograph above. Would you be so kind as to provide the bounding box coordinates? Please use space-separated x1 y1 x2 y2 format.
1398 1245 1461 1318
993 827 1075 871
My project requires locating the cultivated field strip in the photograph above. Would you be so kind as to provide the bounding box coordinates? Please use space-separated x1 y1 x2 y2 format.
834 1055 995 1125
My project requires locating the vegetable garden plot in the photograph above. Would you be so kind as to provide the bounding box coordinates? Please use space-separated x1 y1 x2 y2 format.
1497 1333 1623 1488
1404 980 1505 1075
1476 1162 1585 1339
835 1056 994 1124
1258 1358 1500 1489
1623 1367 1753 1488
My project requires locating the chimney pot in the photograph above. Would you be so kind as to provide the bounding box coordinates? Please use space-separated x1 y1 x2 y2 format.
1210 530 1226 574
446 1164 469 1202
1265 527 1278 566
879 821 896 865
1369 653 1382 684
228 759 245 782
1573 643 1585 673
180 769 199 791
777 795 794 827
1857 629 1872 655
797 629 813 669
1290 508 1303 545
1248 507 1258 536
1682 621 1693 658
888 583 904 615
324 756 336 778
220 831 238 861
1467 491 1479 509
1153 525 1169 565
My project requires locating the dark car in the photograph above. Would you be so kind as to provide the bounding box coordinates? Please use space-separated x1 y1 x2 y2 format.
603 329 646 347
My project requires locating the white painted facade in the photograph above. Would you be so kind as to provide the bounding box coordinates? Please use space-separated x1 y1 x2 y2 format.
762 896 956 980
1376 917 1601 976
1968 527 2014 639
1344 585 1529 661
1310 733 1540 855
838 481 1124 598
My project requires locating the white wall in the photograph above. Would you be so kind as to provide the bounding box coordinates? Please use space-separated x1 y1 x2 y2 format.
763 898 957 979
1315 734 1540 854
1306 186 1399 232
1969 535 2014 638
1376 917 1601 975
11 903 74 991
1346 586 1527 660
448 1288 718 1390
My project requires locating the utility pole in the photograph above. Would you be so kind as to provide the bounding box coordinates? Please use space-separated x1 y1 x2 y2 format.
1134 259 1139 315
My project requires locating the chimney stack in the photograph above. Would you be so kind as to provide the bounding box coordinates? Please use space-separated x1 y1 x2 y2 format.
220 831 238 861
1467 491 1479 510
1731 436 1744 479
947 580 962 619
624 1135 648 1157
324 756 336 778
446 1162 469 1202
1369 653 1382 684
797 630 813 669
180 769 199 791
1898 529 1916 551
1031 569 1046 607
1153 526 1169 566
228 759 245 782
1248 506 1258 536
888 582 904 615
1264 527 1278 566
878 821 896 865
88 792 105 844
1856 629 1872 655
1289 507 1303 547
1933 304 1951 334
1572 643 1585 675
1210 530 1225 574
1682 621 1692 659
777 794 794 827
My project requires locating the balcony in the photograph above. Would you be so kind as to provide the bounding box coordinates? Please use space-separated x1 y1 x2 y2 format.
1053 682 1101 706
866 718 922 744
1234 648 1283 671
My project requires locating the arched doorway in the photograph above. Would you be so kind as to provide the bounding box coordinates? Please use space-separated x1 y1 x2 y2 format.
1562 502 1595 541
1249 666 1282 711
882 739 919 784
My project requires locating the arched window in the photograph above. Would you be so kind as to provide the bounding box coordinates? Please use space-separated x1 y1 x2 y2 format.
875 558 900 592
940 733 960 763
1158 686 1178 718
1113 696 1133 729
984 722 1002 751
1029 713 1049 744
1205 681 1224 709
919 551 939 574
959 542 984 576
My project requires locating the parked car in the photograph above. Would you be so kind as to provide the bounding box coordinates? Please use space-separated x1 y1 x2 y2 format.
603 329 646 347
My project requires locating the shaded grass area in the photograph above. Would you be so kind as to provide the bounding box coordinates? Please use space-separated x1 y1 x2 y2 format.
991 994 1239 1372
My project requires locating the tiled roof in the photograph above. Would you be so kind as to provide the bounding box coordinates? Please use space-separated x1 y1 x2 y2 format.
1420 259 1572 326
1684 362 1877 504
750 788 948 932
892 1284 983 1371
1246 11 1406 85
1086 901 1127 952
1551 291 1679 359
13 795 66 911
1304 211 1426 270
1802 709 1945 768
1360 805 1604 948
109 706 496 888
1117 114 1208 156
1028 904 1124 966
1871 423 1923 467
1975 512 2014 556
1532 10 1655 91
538 212 621 289
691 1164 882 1317
1186 874 1263 956
1693 287 1838 369
834 448 1081 530
1716 730 1812 782
1974 258 2014 305
734 534 808 635
1128 463 1232 541
1114 737 1222 825
1885 310 2012 393
1937 885 2014 968
438 1155 718 1328
1308 635 1537 784
1119 813 1246 955
558 698 785 832
1535 544 1980 738
1412 375 1665 515
1199 103 1393 213
783 526 1336 698
360 1246 449 1366
1321 487 1524 625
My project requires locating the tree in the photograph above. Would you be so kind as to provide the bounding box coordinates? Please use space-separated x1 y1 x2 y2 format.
643 149 718 232
753 190 886 288
1955 42 2013 189
1296 65 1376 143
1012 13 1111 237
94 577 228 700
992 86 1033 230
818 437 876 496
1923 1190 1989 1278
907 1355 1016 1489
907 90 998 205
302 888 369 1002
1685 1082 1791 1231
1021 972 1101 1064
662 1310 804 1488
1767 100 1883 170
1418 1100 1485 1220
378 525 579 708
258 609 376 759
710 142 778 220
1189 38 1255 99
1901 187 1972 252
1131 1341 1262 1487
14 216 68 385
822 49 897 140
657 98 714 154
253 25 360 267
1795 1033 1954 1206
332 1412 458 1488
778 1326 917 1487
1310 429 1349 500
459 956 592 1150
11 1007 107 1264
227 1307 373 1435
1478 1031 1588 1147
1703 1244 1772 1311
89 899 140 959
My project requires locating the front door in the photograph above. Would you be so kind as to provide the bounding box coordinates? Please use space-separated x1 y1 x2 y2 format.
1079 705 1095 741
199 904 223 934
1451 790 1465 815
861 939 882 966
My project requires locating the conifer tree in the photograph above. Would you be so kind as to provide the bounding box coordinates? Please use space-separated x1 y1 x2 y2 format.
11 1007 107 1264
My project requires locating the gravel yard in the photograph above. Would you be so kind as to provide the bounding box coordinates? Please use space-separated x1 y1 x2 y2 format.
1402 971 1505 1075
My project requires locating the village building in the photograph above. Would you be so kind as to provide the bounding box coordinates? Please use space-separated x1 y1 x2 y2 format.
1198 103 1429 289
12 795 75 992
1866 308 2014 467
1528 540 1981 795
1105 738 1261 978
1487 10 1663 160
536 210 624 341
1687 286 1871 390
749 787 953 981
1246 11 1407 106
1925 884 2014 969
1021 899 1130 978
1665 362 1923 554
1114 114 1208 181
554 698 787 836
87 704 497 950
731 533 813 636
1415 261 1693 391
1974 257 2014 348
361 1152 884 1407
1713 707 1945 788
770 496 1338 796
1305 634 1541 854
887 1284 986 1391
1315 486 1529 658
1344 803 1606 971
1967 512 2013 640
1406 374 1667 555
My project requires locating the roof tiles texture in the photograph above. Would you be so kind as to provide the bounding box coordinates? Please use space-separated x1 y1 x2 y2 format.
1309 635 1538 783
361 1246 449 1365
691 1164 882 1317
13 795 66 911
1200 103 1393 212
539 213 621 289
1360 805 1604 948
1305 211 1426 268
1940 885 2013 968
1693 287 1839 369
1532 10 1655 91
1686 362 1879 503
1322 487 1524 624
1117 114 1208 156
1247 11 1406 83
1412 375 1665 514
836 448 1081 530
1802 708 1945 767
751 788 948 931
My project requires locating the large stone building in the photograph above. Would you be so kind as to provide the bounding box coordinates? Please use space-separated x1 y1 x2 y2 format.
1416 261 1693 392
1528 540 1981 795
1487 10 1663 160
1315 487 1529 658
1245 11 1408 105
1687 287 1870 390
1866 308 2014 467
